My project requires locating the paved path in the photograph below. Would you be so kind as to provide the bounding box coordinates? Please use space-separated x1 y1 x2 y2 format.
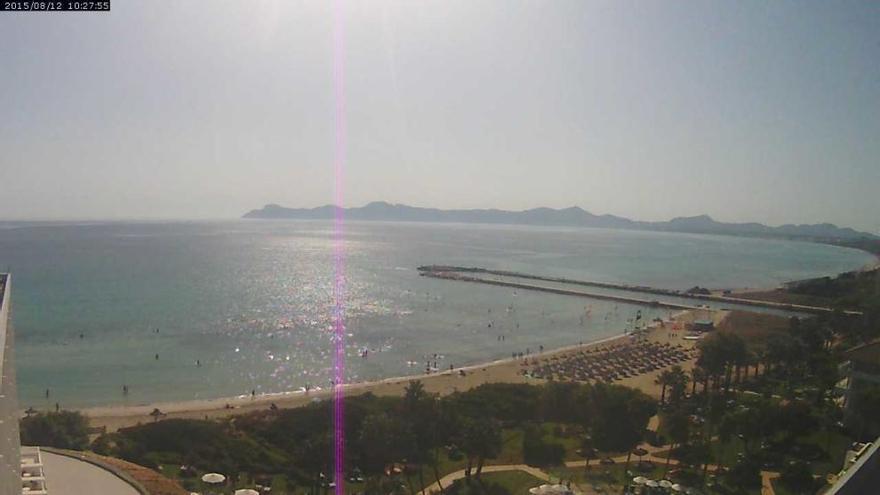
421 442 781 495
761 471 780 495
422 464 552 495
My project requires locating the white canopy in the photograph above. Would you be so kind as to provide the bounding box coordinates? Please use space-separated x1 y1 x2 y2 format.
528 484 570 495
201 473 226 484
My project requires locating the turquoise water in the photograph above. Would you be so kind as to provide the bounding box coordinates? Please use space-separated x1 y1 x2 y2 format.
0 220 873 408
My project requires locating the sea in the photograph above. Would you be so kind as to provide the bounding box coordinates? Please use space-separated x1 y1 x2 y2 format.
0 220 873 409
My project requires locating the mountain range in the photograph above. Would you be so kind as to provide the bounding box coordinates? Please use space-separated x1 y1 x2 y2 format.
243 202 878 242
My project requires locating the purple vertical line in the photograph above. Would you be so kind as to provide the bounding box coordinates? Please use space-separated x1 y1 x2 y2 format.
332 1 346 494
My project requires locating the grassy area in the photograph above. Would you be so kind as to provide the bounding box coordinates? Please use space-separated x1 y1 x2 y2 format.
797 428 851 476
464 471 546 495
547 463 660 493
538 422 586 461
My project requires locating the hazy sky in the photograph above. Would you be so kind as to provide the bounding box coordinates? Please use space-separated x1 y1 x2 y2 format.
1 1 879 232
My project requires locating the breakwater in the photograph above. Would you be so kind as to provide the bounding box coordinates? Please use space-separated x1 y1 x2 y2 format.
417 266 860 316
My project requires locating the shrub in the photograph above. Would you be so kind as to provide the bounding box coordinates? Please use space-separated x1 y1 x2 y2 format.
779 460 816 495
20 411 90 450
725 457 761 490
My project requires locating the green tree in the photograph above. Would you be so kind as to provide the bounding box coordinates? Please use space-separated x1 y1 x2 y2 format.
697 333 747 393
401 380 434 492
779 460 815 495
458 418 502 479
666 365 690 407
656 369 673 406
358 413 405 488
587 384 655 483
850 385 880 439
779 400 817 444
725 456 761 492
20 411 90 450
663 411 690 474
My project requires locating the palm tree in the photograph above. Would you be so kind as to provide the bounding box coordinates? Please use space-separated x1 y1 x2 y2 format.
459 419 502 479
667 366 690 407
690 367 705 396
403 380 427 412
664 411 690 475
716 412 735 473
580 438 597 473
656 369 674 405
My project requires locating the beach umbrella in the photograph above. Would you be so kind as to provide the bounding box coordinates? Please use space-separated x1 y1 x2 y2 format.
200 473 226 484
632 476 648 485
645 480 659 488
632 447 649 463
659 480 674 489
234 490 259 495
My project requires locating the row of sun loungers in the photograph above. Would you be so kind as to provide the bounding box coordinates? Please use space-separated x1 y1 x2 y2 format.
526 341 697 383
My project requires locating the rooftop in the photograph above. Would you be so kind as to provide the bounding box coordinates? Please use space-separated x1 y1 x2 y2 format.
25 448 142 495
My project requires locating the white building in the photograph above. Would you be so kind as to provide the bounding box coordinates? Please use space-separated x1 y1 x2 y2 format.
0 274 22 495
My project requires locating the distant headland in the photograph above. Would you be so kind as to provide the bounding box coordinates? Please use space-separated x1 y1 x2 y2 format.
243 202 879 251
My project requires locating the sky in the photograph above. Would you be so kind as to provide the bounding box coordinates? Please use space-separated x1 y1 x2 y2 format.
1 1 879 233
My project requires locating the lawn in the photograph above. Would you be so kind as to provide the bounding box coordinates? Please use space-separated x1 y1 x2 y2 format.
465 471 547 495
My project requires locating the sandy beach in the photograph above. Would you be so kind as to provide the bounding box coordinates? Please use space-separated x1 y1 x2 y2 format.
81 309 721 433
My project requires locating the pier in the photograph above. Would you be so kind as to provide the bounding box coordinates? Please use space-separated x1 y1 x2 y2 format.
417 266 861 316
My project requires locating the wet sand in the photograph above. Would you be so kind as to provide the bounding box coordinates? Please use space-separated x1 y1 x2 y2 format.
81 309 721 432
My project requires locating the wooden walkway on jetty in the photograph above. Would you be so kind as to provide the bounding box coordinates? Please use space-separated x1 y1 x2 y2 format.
417 266 861 316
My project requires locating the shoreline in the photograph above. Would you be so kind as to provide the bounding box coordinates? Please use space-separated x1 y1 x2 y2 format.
66 248 878 431
79 312 697 432
70 251 874 431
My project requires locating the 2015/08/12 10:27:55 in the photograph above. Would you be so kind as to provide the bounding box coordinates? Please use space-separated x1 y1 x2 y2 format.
1 1 109 10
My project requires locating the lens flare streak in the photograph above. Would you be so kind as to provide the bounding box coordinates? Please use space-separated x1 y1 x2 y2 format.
332 1 347 494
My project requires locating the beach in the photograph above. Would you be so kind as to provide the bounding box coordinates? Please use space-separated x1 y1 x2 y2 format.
5 220 870 410
82 309 719 432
